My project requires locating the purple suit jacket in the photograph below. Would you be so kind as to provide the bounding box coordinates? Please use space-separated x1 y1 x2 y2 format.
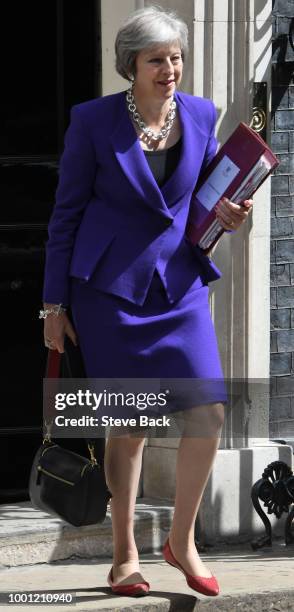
43 90 221 307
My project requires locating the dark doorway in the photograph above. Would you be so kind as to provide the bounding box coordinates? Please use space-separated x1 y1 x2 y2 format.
0 0 101 502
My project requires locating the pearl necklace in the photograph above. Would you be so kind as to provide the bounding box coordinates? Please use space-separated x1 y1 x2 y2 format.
126 86 177 143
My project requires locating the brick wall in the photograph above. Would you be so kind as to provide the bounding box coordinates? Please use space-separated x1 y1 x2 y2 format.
270 0 294 438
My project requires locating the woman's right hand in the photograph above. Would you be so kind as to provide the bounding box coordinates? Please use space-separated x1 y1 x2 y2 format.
43 304 78 353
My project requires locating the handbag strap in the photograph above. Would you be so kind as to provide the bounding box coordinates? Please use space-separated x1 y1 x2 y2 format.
46 348 61 378
45 349 101 464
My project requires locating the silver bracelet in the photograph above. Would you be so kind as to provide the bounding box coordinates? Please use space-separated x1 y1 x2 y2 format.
39 304 66 319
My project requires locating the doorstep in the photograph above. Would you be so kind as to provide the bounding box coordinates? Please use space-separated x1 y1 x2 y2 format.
1 499 294 611
0 498 174 567
0 545 294 611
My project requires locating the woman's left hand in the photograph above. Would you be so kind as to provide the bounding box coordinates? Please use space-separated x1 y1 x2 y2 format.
215 198 253 231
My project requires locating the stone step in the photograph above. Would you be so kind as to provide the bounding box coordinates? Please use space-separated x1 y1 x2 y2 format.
1 547 294 611
0 498 173 567
1 499 294 611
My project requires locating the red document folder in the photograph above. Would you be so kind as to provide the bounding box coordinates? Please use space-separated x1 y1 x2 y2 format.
186 122 279 254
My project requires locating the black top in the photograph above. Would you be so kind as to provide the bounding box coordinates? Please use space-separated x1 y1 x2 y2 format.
143 138 182 188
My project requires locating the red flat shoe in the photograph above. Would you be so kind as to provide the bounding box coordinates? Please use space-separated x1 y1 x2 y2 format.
107 566 150 596
162 538 219 597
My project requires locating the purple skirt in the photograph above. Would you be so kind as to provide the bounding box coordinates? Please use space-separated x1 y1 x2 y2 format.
70 272 227 413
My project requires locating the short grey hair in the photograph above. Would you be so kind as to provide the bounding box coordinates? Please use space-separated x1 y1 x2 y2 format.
115 5 189 81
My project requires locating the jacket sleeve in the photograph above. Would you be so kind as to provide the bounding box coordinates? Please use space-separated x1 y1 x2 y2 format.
42 105 96 306
200 100 235 236
199 99 219 174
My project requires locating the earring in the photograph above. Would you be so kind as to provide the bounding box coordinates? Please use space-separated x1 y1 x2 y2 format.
129 74 135 83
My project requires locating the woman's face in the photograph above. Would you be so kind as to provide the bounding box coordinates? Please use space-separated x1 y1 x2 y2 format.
133 42 183 102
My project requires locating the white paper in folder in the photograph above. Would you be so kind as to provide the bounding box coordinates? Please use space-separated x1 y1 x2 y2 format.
196 155 240 212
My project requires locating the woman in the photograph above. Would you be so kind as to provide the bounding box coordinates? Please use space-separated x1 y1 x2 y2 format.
42 6 252 598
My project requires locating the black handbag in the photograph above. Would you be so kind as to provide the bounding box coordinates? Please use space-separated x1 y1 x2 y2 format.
29 345 112 526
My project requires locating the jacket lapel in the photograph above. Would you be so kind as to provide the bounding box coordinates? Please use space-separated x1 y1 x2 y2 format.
110 90 208 217
161 92 208 206
110 92 173 220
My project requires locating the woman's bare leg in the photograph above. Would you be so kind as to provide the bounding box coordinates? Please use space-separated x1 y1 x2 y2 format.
168 402 225 577
104 432 146 584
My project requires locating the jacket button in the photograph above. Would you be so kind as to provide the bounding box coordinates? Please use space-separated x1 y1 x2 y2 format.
164 218 173 227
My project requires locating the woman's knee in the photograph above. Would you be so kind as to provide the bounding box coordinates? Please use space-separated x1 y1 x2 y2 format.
207 402 225 428
183 402 225 435
107 430 147 447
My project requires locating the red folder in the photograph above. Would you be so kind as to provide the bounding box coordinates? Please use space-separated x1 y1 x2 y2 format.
186 123 279 254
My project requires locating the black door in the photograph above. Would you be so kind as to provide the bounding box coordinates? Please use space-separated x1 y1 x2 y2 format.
0 0 101 502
